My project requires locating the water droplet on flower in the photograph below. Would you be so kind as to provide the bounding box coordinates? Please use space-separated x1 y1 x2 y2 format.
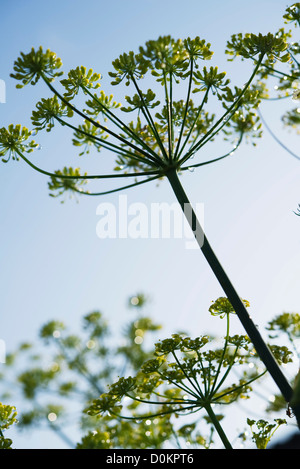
37 144 42 150
188 167 194 172
86 340 95 349
31 129 38 136
48 412 57 422
134 336 143 344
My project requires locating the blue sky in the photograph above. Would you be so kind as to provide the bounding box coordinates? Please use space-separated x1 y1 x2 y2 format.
1 0 300 448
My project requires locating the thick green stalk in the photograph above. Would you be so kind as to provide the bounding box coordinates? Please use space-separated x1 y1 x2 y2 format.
166 168 299 426
204 402 232 449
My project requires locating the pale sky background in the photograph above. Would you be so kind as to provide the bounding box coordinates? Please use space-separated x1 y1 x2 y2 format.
1 0 300 449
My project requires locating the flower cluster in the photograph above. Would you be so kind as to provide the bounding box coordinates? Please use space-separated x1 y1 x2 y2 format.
283 3 300 27
31 95 74 132
109 51 148 86
72 120 108 156
226 32 290 62
0 403 18 450
0 125 39 162
121 89 160 113
61 66 102 100
192 66 230 95
209 297 250 318
10 46 63 87
48 167 89 201
247 418 287 449
84 91 121 119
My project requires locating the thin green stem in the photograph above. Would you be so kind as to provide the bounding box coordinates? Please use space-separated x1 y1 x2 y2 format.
199 355 211 397
169 71 174 160
180 132 243 172
183 53 265 160
16 149 162 180
55 115 159 168
211 347 241 398
130 75 168 161
173 60 194 160
151 389 196 403
175 87 210 164
190 354 207 396
209 313 231 398
42 74 164 166
212 370 267 404
72 174 162 197
289 49 300 67
156 368 199 400
171 351 205 400
82 85 163 163
257 108 300 161
110 404 198 422
259 59 299 81
162 71 173 162
125 392 194 407
261 94 292 101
